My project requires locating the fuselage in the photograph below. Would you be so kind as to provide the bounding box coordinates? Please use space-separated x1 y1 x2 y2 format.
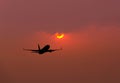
33 45 50 54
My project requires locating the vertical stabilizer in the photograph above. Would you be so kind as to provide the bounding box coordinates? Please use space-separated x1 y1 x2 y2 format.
38 44 40 50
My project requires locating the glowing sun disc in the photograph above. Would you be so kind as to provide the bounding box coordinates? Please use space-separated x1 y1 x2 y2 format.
56 33 64 39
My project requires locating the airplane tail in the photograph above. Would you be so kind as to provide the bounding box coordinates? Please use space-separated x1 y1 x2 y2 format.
38 44 40 50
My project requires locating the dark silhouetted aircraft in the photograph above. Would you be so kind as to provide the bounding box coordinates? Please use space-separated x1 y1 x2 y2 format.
23 44 62 54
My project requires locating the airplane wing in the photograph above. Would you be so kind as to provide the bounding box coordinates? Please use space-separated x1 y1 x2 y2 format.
23 48 39 52
48 48 62 52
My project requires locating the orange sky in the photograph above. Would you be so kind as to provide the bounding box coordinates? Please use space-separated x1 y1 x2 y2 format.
0 26 120 83
0 0 120 83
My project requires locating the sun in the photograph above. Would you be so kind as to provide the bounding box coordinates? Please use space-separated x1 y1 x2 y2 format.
55 33 64 39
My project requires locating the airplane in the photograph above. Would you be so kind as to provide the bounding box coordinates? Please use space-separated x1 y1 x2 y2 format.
23 44 62 54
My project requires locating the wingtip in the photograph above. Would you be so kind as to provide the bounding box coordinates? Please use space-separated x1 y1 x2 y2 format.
23 48 27 50
60 47 63 50
59 48 63 50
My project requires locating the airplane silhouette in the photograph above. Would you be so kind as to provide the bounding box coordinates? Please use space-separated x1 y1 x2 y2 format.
23 44 62 54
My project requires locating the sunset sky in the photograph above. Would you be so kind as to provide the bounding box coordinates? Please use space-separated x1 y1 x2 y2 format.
0 0 120 83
